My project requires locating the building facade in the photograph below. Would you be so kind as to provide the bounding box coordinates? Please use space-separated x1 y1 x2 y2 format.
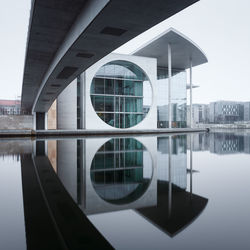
209 101 244 124
50 28 207 131
0 99 21 115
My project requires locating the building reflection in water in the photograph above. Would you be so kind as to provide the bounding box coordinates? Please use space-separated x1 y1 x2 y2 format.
137 135 208 237
90 138 153 205
189 131 248 154
16 131 250 248
81 137 157 215
55 135 208 237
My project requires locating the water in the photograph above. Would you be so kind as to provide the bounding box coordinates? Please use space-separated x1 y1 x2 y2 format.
1 131 250 250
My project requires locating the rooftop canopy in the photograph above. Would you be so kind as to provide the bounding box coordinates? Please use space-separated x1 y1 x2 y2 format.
133 28 208 69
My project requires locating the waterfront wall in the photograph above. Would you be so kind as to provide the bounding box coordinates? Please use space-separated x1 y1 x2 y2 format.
0 115 33 129
196 123 250 130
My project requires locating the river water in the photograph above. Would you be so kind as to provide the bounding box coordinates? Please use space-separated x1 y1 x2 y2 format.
0 131 250 249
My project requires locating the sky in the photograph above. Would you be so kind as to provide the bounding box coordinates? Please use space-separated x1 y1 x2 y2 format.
0 0 250 104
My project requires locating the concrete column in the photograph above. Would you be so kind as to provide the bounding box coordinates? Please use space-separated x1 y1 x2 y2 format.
57 79 77 129
168 135 172 217
35 112 46 130
168 44 172 128
32 112 36 130
45 112 48 130
80 73 86 129
190 59 193 128
190 134 193 196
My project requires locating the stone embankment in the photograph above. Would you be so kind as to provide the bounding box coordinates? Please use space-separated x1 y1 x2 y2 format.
196 123 250 130
0 115 33 129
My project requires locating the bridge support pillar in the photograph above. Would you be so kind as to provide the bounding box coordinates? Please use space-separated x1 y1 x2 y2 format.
33 112 47 130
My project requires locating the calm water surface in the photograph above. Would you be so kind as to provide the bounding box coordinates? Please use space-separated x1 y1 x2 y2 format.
1 132 250 250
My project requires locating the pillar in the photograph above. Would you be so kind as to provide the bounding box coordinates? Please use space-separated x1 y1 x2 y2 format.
35 112 46 130
168 135 172 217
190 59 193 128
190 134 193 196
168 43 172 129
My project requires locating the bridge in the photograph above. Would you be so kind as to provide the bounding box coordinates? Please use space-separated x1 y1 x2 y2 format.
21 0 199 127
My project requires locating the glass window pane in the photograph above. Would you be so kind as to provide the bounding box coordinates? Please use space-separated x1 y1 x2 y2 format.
120 114 125 128
120 97 124 112
134 81 143 96
105 79 114 95
115 97 119 112
104 113 114 126
115 113 119 128
94 78 104 94
135 98 143 112
105 96 114 112
95 96 104 111
115 79 123 95
125 97 136 112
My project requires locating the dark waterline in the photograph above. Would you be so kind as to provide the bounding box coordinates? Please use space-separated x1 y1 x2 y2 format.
0 132 250 249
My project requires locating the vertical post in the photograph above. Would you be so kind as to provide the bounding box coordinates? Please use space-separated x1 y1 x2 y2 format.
168 43 172 129
80 72 86 129
45 112 48 130
190 134 193 196
190 59 193 128
168 135 172 217
35 112 46 130
33 112 36 130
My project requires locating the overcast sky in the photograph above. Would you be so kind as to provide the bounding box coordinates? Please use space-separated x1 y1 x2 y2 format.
0 0 250 104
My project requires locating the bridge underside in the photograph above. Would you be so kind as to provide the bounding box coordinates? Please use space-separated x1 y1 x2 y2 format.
22 0 199 113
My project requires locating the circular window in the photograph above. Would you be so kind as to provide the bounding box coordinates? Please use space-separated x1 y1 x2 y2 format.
90 138 153 205
90 60 152 128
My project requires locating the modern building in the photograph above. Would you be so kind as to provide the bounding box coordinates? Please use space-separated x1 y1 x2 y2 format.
243 102 250 121
52 28 207 131
187 103 209 125
209 101 244 124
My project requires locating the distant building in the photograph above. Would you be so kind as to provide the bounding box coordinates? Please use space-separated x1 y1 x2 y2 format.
243 102 250 121
0 99 21 115
187 104 209 126
209 101 244 124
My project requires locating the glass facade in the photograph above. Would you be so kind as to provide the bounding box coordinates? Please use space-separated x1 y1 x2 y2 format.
157 67 187 128
90 138 152 204
90 60 152 128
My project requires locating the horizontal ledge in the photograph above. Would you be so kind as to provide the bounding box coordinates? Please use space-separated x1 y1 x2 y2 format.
0 128 208 138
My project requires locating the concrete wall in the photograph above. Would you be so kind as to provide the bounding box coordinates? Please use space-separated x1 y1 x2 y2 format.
0 115 33 129
57 79 77 129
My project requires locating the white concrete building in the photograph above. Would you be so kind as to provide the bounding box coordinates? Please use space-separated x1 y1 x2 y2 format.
55 28 208 131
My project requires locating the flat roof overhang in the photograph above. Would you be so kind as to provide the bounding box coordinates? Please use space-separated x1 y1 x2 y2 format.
133 28 208 69
21 0 199 112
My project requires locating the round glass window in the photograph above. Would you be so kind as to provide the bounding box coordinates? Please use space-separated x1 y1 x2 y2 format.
90 138 153 205
90 60 152 128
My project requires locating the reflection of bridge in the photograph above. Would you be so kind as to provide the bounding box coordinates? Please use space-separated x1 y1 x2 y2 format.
21 150 112 249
